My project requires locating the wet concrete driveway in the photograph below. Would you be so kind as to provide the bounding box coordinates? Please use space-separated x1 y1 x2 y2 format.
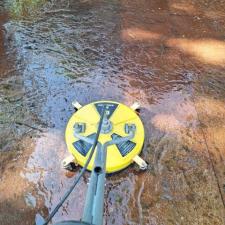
0 0 225 224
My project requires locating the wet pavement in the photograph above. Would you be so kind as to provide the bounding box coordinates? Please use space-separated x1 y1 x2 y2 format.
0 0 225 224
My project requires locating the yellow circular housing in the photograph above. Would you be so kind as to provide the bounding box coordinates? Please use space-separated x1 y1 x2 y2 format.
65 101 144 173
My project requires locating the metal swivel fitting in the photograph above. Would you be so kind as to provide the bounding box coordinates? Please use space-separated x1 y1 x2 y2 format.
100 114 112 134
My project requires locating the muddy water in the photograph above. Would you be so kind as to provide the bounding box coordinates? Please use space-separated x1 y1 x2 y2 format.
0 0 225 225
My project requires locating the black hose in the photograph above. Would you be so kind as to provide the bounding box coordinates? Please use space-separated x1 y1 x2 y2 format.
39 106 106 225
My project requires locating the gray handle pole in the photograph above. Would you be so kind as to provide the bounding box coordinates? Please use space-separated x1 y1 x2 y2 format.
82 143 107 225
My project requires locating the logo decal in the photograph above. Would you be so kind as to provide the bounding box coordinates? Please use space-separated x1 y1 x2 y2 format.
95 102 118 119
